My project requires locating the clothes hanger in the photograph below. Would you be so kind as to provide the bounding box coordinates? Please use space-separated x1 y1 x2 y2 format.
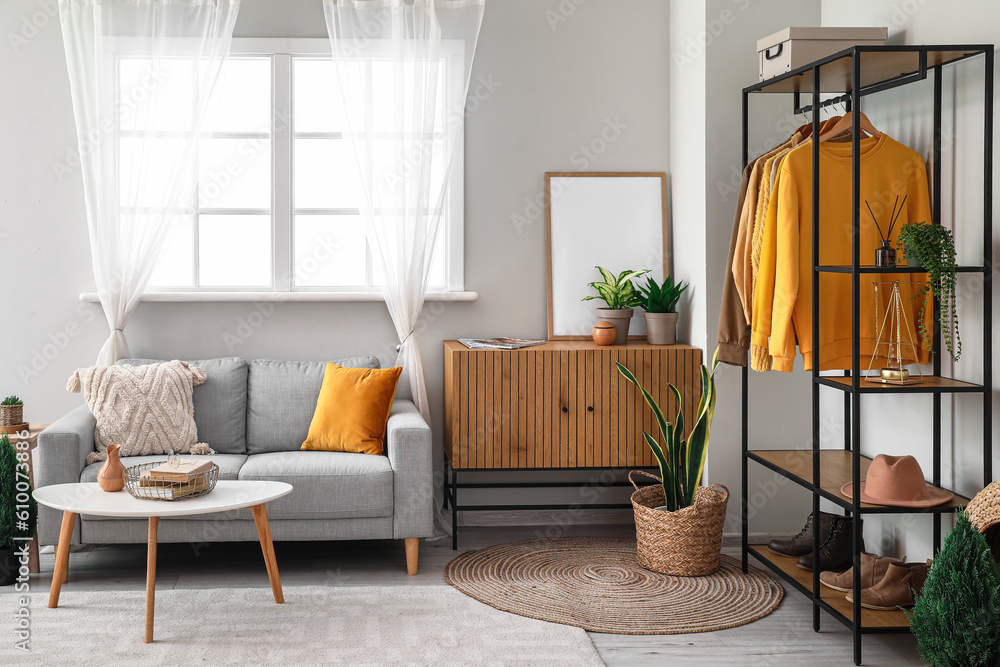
794 113 841 139
818 110 882 143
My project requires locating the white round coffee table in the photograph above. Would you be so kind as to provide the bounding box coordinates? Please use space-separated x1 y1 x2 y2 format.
33 480 293 643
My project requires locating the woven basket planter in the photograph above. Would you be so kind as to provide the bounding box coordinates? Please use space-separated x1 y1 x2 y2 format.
966 479 1000 565
630 471 729 576
0 404 22 427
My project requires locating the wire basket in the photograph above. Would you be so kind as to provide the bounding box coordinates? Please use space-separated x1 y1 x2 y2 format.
123 461 219 501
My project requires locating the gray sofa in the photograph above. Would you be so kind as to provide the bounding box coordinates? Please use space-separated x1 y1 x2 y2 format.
34 356 433 574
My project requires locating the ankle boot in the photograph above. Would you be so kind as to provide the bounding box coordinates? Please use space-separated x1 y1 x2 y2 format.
847 560 932 610
768 511 839 558
819 552 903 592
796 516 864 571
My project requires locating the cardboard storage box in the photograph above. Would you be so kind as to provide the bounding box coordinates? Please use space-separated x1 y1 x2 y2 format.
757 27 888 81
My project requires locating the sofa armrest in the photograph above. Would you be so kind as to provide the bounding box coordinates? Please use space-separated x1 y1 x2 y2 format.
385 399 433 539
34 405 95 546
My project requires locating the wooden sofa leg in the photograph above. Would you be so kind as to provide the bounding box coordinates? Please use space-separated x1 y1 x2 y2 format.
405 538 419 575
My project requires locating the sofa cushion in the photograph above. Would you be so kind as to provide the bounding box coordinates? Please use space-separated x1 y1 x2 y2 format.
238 451 393 520
80 454 247 520
301 364 403 455
118 358 248 454
246 357 380 455
70 360 209 464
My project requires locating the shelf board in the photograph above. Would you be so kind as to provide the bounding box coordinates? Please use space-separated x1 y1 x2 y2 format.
746 45 989 95
818 375 984 394
748 546 912 630
815 264 987 274
748 450 971 514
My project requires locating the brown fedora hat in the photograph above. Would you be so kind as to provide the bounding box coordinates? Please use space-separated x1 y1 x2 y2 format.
841 454 953 508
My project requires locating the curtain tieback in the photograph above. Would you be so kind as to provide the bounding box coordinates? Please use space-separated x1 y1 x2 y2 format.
396 330 415 353
112 328 124 333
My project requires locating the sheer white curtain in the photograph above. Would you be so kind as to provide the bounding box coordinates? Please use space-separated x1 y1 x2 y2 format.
323 0 486 425
58 0 240 365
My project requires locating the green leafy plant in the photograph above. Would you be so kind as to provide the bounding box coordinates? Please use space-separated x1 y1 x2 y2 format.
636 275 688 313
617 347 720 511
906 511 1000 666
897 221 961 362
0 434 37 552
582 266 650 310
0 396 22 406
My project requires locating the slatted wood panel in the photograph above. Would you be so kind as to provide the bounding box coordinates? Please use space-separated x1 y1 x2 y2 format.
443 341 703 470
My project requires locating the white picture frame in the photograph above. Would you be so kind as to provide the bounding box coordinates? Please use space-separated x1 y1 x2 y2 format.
545 172 669 340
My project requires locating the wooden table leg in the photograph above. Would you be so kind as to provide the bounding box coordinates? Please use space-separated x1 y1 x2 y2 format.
28 535 39 574
48 511 76 608
251 504 283 604
145 517 158 644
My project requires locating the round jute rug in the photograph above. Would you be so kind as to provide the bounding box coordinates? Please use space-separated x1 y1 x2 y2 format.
445 537 784 634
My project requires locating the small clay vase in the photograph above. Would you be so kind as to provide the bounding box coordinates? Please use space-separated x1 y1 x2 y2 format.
592 320 617 346
97 443 126 492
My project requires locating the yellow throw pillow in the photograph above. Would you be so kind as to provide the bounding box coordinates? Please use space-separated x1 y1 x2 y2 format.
301 363 403 455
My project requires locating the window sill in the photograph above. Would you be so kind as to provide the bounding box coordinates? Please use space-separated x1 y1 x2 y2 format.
78 291 479 303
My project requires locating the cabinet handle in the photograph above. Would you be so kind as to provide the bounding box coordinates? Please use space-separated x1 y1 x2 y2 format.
561 407 569 413
587 406 594 412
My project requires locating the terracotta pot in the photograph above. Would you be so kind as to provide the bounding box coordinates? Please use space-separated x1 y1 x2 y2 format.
97 443 126 492
644 312 678 345
595 308 633 345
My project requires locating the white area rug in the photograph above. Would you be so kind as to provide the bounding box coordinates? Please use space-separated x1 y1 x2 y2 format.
1 586 604 666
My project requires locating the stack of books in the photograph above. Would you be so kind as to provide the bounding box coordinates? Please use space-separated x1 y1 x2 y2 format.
132 459 214 500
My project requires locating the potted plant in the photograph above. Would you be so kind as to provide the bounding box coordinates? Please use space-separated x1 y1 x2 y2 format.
582 266 649 345
0 396 24 435
617 347 728 576
636 275 688 345
897 221 961 362
0 434 37 586
906 511 1000 665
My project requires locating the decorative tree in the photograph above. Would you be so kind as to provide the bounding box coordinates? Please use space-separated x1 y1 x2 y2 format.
0 434 37 552
907 511 1000 667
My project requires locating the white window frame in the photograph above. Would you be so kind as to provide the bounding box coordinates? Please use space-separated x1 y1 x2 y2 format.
83 37 474 303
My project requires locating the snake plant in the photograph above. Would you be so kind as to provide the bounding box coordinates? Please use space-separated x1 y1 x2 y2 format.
617 347 720 511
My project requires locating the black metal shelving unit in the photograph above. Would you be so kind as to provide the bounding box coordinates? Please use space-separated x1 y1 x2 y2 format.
739 45 994 666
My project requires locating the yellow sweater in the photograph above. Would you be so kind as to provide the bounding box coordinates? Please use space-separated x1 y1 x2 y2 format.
751 134 933 373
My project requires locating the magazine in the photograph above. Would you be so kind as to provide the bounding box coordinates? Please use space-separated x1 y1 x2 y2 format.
458 337 546 350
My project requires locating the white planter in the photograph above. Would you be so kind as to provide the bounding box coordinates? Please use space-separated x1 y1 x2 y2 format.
595 308 633 345
644 312 678 345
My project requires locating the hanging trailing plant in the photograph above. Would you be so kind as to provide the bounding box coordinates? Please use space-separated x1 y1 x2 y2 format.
897 221 961 362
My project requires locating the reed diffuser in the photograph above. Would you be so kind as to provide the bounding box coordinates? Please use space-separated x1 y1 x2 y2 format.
868 196 905 267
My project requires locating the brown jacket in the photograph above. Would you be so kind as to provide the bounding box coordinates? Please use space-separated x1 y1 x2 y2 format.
717 161 754 366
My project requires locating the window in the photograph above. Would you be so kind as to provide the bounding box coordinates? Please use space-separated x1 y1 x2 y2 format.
134 39 464 295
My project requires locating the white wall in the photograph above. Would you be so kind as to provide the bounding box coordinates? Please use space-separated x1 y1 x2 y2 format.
0 0 671 509
670 0 822 535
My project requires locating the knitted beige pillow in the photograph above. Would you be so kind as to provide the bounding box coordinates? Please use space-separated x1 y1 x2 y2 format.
67 360 213 465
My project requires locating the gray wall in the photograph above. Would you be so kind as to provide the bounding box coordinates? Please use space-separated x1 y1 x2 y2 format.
0 0 670 509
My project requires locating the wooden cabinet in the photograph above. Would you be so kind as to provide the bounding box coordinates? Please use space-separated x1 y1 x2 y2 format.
443 340 702 470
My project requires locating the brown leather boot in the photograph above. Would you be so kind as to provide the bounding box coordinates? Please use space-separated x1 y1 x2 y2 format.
768 511 839 558
819 552 903 592
846 560 932 610
797 516 864 571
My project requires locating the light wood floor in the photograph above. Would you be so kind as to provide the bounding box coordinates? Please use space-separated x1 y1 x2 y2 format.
12 524 922 666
